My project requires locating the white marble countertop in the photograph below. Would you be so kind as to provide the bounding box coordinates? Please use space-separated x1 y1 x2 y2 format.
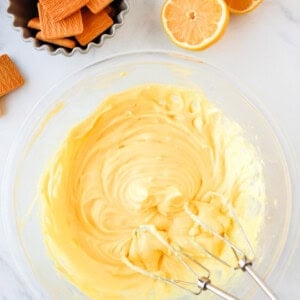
0 0 299 299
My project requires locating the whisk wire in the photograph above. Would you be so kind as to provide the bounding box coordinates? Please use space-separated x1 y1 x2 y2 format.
121 224 238 299
121 224 206 295
184 194 276 299
190 238 234 269
121 193 276 299
184 196 255 269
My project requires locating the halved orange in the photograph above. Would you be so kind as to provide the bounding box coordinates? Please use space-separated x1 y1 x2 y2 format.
225 0 263 14
161 0 229 51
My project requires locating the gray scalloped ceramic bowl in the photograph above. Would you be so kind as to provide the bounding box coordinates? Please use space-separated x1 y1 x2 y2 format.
7 0 129 56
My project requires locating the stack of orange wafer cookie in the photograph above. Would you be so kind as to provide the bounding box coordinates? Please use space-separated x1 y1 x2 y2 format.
27 0 116 49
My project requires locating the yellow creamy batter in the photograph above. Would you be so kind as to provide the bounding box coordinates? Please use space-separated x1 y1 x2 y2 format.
40 85 265 299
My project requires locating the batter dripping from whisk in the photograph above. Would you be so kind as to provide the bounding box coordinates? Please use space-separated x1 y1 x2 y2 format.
40 85 265 299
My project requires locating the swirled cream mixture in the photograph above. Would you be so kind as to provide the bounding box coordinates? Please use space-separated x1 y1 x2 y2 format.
41 85 265 299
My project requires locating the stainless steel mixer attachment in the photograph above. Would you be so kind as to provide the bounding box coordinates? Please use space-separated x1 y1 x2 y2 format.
122 195 277 300
122 224 238 300
185 202 276 300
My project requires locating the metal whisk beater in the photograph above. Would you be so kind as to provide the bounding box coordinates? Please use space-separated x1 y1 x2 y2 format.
121 197 277 300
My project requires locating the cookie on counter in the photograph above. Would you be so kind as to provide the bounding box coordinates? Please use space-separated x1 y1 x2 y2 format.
0 54 24 98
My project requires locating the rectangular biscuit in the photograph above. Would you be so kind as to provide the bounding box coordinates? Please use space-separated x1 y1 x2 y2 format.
39 0 89 22
0 55 24 98
27 17 41 30
75 8 113 46
36 32 76 48
38 3 83 39
87 0 113 14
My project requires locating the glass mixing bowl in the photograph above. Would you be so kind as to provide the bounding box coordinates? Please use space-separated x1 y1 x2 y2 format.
1 51 299 299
